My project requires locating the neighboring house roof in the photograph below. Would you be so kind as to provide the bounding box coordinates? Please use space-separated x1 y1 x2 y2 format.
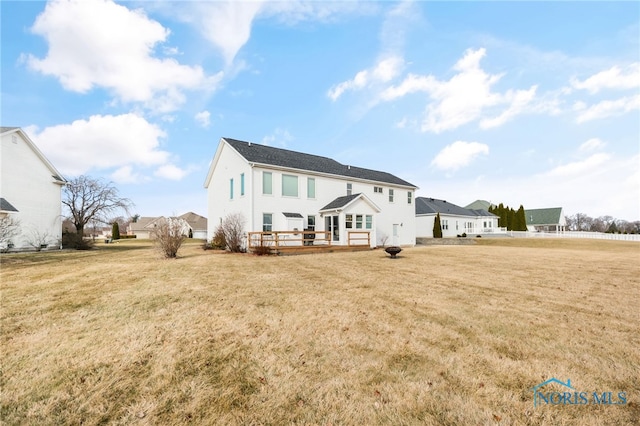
465 199 494 211
525 208 564 225
0 198 19 213
319 193 381 213
178 212 207 230
128 216 164 232
416 197 497 217
468 209 497 217
222 138 417 188
1 127 67 184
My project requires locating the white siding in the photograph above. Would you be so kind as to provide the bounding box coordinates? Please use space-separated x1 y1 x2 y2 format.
1 130 64 249
205 139 417 246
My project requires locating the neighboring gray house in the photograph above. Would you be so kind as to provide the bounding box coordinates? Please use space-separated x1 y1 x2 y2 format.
525 207 566 232
416 197 501 238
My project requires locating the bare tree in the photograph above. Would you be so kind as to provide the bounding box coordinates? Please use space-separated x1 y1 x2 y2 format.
220 212 246 252
26 228 52 251
0 216 21 251
63 176 133 237
153 217 189 258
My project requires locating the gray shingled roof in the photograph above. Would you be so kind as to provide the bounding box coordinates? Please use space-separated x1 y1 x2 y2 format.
320 194 361 211
0 198 19 212
224 138 417 188
416 197 496 217
282 212 303 218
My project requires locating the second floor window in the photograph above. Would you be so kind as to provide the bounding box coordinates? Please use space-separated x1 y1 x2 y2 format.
307 177 315 198
347 183 352 195
282 174 298 197
263 172 272 195
389 189 394 202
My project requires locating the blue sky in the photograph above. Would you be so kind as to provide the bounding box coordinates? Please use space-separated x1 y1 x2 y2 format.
2 0 639 221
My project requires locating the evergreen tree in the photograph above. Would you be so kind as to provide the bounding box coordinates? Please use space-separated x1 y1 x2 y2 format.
498 203 507 228
111 222 120 240
515 205 527 231
507 207 516 231
433 213 443 238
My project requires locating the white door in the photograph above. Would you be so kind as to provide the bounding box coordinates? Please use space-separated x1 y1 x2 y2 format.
392 224 399 245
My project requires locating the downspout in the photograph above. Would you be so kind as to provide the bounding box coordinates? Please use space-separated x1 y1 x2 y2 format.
249 163 255 235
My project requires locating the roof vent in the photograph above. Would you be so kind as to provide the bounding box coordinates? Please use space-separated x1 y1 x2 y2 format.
348 165 351 169
248 142 251 147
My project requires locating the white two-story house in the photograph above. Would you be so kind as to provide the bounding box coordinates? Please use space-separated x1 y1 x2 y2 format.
1 127 67 250
204 138 418 248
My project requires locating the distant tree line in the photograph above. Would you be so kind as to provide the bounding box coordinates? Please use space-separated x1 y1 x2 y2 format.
488 203 528 231
565 213 640 234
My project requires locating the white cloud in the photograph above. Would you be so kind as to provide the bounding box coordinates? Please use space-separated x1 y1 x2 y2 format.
26 0 221 112
431 141 489 171
379 48 537 133
154 164 189 181
575 94 640 123
195 111 211 128
328 56 404 101
571 63 640 94
110 166 146 184
480 86 538 129
545 153 611 177
579 138 606 152
262 128 294 147
30 113 170 177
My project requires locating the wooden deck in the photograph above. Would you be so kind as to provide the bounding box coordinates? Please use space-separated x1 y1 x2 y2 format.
247 230 373 256
271 244 372 256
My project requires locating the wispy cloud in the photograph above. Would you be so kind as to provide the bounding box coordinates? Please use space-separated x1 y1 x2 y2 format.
575 94 640 123
570 63 640 94
194 111 211 128
431 141 489 171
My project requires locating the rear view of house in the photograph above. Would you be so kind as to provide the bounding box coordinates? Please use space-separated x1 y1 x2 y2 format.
204 137 418 248
1 127 66 250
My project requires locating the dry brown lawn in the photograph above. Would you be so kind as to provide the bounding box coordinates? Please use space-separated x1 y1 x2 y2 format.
1 238 639 425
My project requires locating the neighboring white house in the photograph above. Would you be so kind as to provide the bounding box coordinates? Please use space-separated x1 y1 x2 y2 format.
127 214 203 239
178 212 208 239
127 216 166 239
1 127 67 250
204 137 418 247
415 197 501 238
525 207 566 232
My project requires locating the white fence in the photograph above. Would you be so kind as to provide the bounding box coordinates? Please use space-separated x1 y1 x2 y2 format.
508 231 640 242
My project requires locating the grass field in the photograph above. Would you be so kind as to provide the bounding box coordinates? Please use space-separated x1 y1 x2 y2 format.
1 239 639 425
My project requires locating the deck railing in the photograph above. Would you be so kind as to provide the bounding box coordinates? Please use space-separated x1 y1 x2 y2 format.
347 231 371 247
247 230 332 249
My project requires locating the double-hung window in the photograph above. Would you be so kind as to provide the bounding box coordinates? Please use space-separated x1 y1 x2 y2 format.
307 177 315 199
282 174 298 197
263 213 273 232
263 172 272 195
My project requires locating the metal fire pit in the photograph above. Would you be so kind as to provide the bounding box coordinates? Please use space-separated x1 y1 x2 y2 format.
385 246 402 258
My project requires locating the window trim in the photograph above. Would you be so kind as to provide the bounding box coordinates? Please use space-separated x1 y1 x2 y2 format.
282 174 299 197
262 171 273 195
